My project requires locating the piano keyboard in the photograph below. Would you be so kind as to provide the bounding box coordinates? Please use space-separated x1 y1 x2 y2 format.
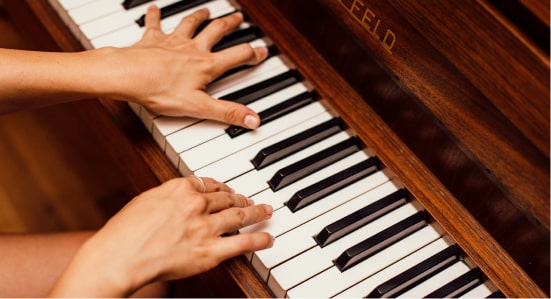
47 0 501 297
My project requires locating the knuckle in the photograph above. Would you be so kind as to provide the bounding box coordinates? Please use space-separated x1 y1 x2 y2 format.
209 18 229 31
231 208 247 227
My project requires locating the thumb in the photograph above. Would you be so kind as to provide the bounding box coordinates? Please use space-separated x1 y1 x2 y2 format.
198 95 261 129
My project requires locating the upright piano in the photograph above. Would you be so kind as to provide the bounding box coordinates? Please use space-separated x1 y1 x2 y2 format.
10 0 549 297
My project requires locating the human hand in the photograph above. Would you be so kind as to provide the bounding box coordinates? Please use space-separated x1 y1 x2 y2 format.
117 6 268 129
49 177 273 297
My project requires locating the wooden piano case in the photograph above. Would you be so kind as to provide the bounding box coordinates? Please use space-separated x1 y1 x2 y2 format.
8 0 549 297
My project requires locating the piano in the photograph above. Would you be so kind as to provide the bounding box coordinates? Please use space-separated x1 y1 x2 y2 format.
8 0 549 297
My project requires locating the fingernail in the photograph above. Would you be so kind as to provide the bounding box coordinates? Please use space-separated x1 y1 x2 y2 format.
247 198 254 206
244 114 260 129
269 234 276 248
264 204 273 217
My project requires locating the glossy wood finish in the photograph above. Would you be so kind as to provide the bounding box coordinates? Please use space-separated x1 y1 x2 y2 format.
15 0 549 297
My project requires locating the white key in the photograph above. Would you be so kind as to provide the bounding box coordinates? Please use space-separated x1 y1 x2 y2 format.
152 116 198 150
195 112 335 181
91 0 233 48
333 237 452 298
399 261 470 298
267 203 422 298
80 0 179 40
178 101 328 174
80 0 180 39
460 282 495 298
69 0 122 25
165 81 305 161
247 150 370 211
58 0 95 11
250 179 399 281
228 131 351 197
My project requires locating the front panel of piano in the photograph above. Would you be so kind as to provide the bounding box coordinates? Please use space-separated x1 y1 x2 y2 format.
20 0 549 297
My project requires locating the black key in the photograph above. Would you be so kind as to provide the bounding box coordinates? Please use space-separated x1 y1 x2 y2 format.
251 117 345 170
424 268 482 298
286 157 380 212
212 26 262 52
315 189 408 247
136 0 211 26
222 69 300 105
367 245 460 297
122 0 153 10
268 137 362 192
225 91 315 138
335 211 428 272
487 290 505 298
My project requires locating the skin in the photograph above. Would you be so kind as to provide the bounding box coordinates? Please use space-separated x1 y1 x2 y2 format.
0 6 274 297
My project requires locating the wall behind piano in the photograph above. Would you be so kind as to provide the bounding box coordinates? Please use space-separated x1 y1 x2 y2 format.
0 0 159 233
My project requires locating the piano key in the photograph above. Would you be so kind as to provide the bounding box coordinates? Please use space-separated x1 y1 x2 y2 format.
460 283 499 298
267 202 420 297
123 0 155 10
178 101 328 174
424 268 482 298
247 150 370 211
91 1 234 48
152 116 198 150
334 210 429 272
225 91 315 138
398 261 471 298
165 82 307 166
251 117 344 170
80 0 179 40
227 131 352 197
68 0 122 26
296 237 452 298
194 112 335 181
367 245 460 297
314 188 408 248
250 179 401 281
135 0 212 26
58 0 95 11
268 137 362 191
286 157 380 212
486 290 506 298
211 26 262 52
206 55 289 97
219 69 301 105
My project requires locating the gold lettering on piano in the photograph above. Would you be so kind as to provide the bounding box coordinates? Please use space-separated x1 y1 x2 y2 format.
338 0 396 54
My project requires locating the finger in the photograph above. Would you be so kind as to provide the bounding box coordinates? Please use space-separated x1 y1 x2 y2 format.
211 44 268 77
173 8 210 39
205 192 252 213
144 5 161 31
212 204 273 234
214 232 275 261
188 176 232 193
193 12 244 49
178 92 261 129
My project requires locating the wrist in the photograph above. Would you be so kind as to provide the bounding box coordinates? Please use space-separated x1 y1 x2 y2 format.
48 233 144 297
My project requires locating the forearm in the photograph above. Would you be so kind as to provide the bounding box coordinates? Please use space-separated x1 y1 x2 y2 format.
0 47 125 114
